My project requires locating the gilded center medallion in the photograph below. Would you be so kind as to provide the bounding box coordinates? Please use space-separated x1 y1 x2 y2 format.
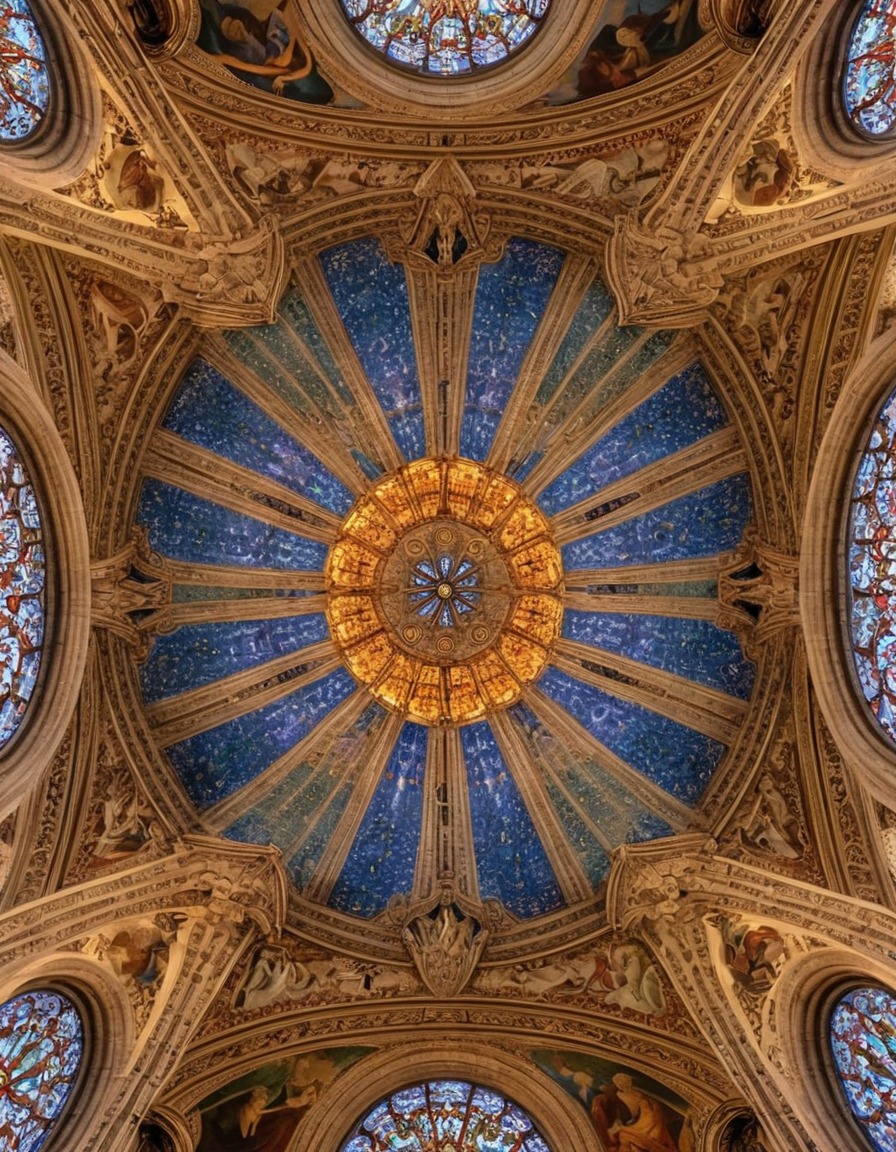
326 458 563 725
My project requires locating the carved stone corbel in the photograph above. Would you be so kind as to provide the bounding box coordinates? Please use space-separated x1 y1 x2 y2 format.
183 836 288 936
391 157 499 272
605 215 723 328
717 529 799 660
91 527 172 658
390 879 503 997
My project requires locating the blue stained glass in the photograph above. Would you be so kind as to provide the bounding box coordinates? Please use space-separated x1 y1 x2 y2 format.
843 0 896 138
462 721 564 918
320 238 425 461
162 358 353 515
329 722 427 917
340 1 550 75
830 986 896 1152
0 3 50 141
341 1080 552 1151
461 239 565 462
562 473 752 570
138 479 328 571
539 363 729 514
0 990 83 1152
140 615 330 704
538 667 725 804
849 383 896 746
168 668 355 809
0 425 45 751
561 610 755 700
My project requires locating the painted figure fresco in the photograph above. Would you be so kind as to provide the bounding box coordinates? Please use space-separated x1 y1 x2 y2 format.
533 1050 692 1151
196 0 348 105
541 0 703 104
720 918 785 993
197 1048 373 1152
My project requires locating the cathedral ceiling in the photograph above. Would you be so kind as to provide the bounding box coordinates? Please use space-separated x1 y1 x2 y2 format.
5 0 896 1149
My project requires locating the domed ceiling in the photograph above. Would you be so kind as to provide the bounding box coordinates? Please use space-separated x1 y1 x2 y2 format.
135 234 755 924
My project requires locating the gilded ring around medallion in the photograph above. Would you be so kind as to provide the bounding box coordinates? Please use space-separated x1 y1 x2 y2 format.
325 457 564 726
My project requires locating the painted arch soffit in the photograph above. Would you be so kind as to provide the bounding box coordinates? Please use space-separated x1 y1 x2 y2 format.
125 231 781 944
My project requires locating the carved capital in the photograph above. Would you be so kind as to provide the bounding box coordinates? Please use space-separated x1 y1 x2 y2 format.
606 835 718 935
182 836 288 936
717 528 799 660
605 215 723 327
90 527 172 658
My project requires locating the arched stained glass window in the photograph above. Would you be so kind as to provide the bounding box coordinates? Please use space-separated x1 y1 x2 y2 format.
842 0 896 138
339 0 550 75
0 422 44 750
0 990 83 1151
830 986 896 1152
341 1079 552 1150
847 383 896 745
0 1 50 141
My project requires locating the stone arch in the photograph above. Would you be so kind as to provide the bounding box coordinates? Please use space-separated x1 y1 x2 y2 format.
0 348 91 818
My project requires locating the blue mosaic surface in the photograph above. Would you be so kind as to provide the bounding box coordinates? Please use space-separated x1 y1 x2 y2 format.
320 238 424 461
138 479 328 571
329 722 427 917
562 473 752 570
140 615 329 704
538 667 724 804
462 721 564 918
509 702 674 847
163 358 352 515
460 239 565 462
539 363 728 513
225 704 387 886
562 610 754 699
535 279 616 407
168 668 355 808
279 291 355 407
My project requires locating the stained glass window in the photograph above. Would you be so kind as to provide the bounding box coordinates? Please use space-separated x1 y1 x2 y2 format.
338 0 551 75
0 423 44 751
830 986 896 1152
0 1 50 141
341 1079 552 1150
842 0 896 138
848 384 896 745
0 990 84 1151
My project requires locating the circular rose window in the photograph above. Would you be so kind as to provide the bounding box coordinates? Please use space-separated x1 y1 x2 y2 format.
0 423 45 751
842 0 896 139
338 0 551 75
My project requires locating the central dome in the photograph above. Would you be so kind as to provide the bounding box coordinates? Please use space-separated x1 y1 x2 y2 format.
327 458 563 725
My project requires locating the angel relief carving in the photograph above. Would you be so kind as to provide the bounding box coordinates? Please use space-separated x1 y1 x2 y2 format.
474 939 666 1016
235 943 416 1010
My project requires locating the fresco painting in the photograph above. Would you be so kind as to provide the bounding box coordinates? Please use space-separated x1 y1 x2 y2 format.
197 1047 374 1152
533 1049 693 1151
196 0 357 106
540 0 703 104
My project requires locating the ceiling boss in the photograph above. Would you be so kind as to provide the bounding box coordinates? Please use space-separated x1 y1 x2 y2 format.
326 457 563 725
